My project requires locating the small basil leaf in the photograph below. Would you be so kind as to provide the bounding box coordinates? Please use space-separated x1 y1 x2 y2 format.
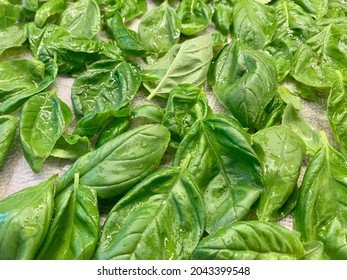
95 117 130 148
0 24 27 56
212 0 233 36
57 124 171 199
50 134 91 160
0 0 20 29
277 85 303 110
144 34 213 100
34 0 66 28
138 1 181 54
252 125 306 221
94 166 204 260
303 241 325 260
20 90 72 173
0 115 18 167
191 221 305 260
131 104 165 124
293 0 328 19
0 175 56 260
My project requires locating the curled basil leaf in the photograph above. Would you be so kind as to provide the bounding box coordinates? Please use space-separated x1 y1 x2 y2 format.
192 221 305 260
50 134 91 160
57 124 171 199
0 175 56 260
95 117 130 148
0 115 18 167
34 0 66 28
94 165 204 260
0 24 27 56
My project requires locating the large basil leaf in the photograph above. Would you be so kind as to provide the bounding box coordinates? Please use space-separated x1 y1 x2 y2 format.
94 166 204 260
35 175 99 260
56 124 170 199
72 60 141 119
138 1 181 54
34 0 67 28
208 42 277 131
327 72 347 155
0 58 58 114
291 23 347 89
20 90 72 173
282 104 323 156
0 0 20 29
293 0 328 19
0 24 27 56
0 176 55 260
252 125 306 221
176 0 212 36
232 0 276 50
59 0 101 39
175 114 262 232
191 221 305 260
274 0 318 53
0 115 18 167
294 133 347 259
162 84 211 144
144 34 213 99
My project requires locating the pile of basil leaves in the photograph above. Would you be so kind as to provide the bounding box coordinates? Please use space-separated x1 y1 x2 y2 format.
1 0 347 260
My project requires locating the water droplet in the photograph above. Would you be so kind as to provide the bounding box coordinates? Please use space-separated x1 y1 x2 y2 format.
141 140 148 148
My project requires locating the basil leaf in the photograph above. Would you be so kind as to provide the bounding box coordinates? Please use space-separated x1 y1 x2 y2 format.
212 0 233 36
59 0 101 39
175 114 262 232
34 0 67 28
176 0 212 36
50 134 91 160
252 125 306 221
0 176 55 260
95 117 130 148
35 175 99 260
291 23 347 89
0 0 20 29
131 104 165 124
20 90 72 173
57 124 170 199
138 1 180 54
144 34 213 100
208 42 277 131
0 115 18 167
282 104 323 156
303 241 325 260
277 85 303 110
293 0 328 19
232 0 276 50
22 0 38 12
94 166 204 260
191 221 305 260
327 72 347 155
0 24 27 56
294 132 347 259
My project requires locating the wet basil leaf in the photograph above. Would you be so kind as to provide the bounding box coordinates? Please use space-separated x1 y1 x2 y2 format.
0 115 18 167
0 24 27 56
0 0 20 29
34 0 66 28
138 1 180 54
94 165 204 260
35 175 99 260
212 0 233 36
59 0 101 39
95 117 130 148
20 90 72 173
294 133 347 259
0 176 55 260
144 34 213 99
22 0 38 12
327 72 347 155
208 42 277 131
57 124 170 199
303 241 325 260
116 0 147 23
293 0 328 19
192 221 305 260
232 0 276 50
176 0 212 36
131 104 165 124
277 85 303 110
252 125 306 221
50 134 91 160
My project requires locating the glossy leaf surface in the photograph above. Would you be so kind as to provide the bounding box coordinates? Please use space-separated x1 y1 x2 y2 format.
0 115 18 167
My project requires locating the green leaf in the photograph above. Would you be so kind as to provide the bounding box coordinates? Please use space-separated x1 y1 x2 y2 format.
177 0 212 36
0 115 18 167
20 90 72 173
94 166 204 260
117 0 147 23
59 0 101 39
208 42 277 131
327 72 347 155
252 125 306 221
144 34 213 100
293 0 328 19
277 85 303 110
191 221 305 260
56 124 171 199
282 104 323 156
212 0 233 36
50 134 91 160
303 241 325 260
0 24 27 56
131 104 165 124
34 0 67 28
294 132 347 259
95 117 130 148
291 23 347 89
35 175 99 260
232 0 276 50
174 114 262 232
22 0 38 12
0 176 56 260
0 0 20 29
138 1 180 54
